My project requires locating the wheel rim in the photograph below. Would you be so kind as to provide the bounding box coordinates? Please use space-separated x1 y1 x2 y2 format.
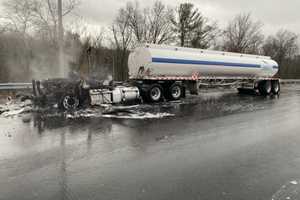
63 96 79 110
171 86 181 99
150 87 161 101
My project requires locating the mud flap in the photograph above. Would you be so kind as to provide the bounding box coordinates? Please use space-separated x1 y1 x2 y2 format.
187 81 199 95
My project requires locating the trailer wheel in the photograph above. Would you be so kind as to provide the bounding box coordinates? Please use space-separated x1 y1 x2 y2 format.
168 83 182 100
147 84 163 103
271 80 280 94
60 94 80 110
258 80 272 96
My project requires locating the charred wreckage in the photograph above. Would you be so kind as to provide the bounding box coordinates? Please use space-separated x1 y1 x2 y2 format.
32 78 141 111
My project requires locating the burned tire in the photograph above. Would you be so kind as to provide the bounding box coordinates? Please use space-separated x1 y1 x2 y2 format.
147 84 163 103
168 83 182 101
59 94 80 111
258 80 272 96
271 80 280 95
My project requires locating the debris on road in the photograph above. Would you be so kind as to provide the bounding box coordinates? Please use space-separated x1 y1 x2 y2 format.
0 94 175 120
22 114 32 123
0 95 33 117
290 181 298 185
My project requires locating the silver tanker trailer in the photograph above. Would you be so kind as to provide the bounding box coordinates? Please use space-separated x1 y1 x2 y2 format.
91 44 280 104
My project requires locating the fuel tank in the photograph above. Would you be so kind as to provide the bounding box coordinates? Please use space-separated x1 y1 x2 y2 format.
128 44 279 79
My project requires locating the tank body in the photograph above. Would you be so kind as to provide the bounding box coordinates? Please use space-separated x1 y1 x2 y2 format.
128 44 279 79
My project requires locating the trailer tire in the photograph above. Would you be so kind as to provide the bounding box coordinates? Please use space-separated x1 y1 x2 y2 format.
258 80 272 96
147 84 163 103
271 80 280 95
168 83 183 101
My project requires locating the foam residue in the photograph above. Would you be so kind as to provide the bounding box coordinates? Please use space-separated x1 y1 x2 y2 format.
66 112 102 119
0 100 32 117
66 109 174 120
65 104 175 119
102 112 174 119
290 181 298 185
2 108 26 117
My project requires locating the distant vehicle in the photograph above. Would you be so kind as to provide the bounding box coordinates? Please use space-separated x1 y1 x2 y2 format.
33 44 280 110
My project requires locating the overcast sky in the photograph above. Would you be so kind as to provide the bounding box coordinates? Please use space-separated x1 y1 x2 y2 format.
1 0 300 35
75 0 300 35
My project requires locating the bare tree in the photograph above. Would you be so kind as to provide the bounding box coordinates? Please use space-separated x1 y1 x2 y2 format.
1 0 37 79
0 0 81 80
93 30 105 48
1 0 36 36
111 1 174 80
222 13 264 54
146 1 174 44
124 1 174 44
263 30 298 65
31 0 80 44
111 7 133 81
1 0 80 44
125 1 145 43
263 29 298 76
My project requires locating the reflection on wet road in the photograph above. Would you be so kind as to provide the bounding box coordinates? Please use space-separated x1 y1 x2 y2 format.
1 86 300 200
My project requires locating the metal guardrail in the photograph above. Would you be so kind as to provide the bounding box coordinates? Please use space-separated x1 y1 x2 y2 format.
281 79 300 84
0 83 32 90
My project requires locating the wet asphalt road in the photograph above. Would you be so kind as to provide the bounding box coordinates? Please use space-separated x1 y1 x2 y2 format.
1 85 300 200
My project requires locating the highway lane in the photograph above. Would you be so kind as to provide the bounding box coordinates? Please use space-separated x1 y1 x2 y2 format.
1 85 300 200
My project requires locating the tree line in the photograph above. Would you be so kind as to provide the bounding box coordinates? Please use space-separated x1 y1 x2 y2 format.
0 0 299 82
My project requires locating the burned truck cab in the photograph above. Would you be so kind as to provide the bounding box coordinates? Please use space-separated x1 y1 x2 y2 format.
32 78 91 110
32 78 141 111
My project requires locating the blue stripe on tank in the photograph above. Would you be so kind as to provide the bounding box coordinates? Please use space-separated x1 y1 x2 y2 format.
152 57 261 68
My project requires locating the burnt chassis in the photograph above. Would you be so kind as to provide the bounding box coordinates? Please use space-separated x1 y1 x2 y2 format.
32 78 111 110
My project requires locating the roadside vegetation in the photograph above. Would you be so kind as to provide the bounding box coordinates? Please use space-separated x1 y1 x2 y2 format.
0 0 299 82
